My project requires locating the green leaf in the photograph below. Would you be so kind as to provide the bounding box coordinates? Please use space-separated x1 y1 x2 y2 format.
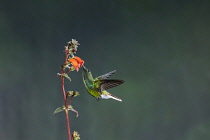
57 73 71 81
53 106 65 115
53 105 79 117
68 105 79 117
63 73 71 81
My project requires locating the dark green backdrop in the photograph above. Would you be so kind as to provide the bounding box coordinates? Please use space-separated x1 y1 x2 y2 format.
1 0 210 140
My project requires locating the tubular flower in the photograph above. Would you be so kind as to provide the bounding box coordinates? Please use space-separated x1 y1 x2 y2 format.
69 58 79 71
68 57 84 71
74 57 84 67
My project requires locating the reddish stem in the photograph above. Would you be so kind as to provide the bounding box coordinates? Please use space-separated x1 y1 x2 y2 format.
67 96 73 106
65 109 71 140
60 52 72 140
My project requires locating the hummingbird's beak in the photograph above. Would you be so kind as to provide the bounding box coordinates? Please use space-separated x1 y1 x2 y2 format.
82 65 89 72
82 65 86 70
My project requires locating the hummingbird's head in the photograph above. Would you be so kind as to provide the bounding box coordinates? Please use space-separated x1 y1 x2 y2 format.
82 65 89 74
82 65 91 78
82 65 94 86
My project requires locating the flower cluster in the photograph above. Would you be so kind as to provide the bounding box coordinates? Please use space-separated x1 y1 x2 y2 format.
64 39 84 72
68 57 84 71
72 131 80 140
65 39 80 53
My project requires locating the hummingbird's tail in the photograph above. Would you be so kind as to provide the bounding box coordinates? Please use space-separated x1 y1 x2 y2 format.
101 91 122 102
109 94 122 102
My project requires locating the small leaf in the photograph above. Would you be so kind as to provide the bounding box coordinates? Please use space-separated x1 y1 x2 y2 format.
53 106 65 115
57 73 71 81
63 73 71 81
68 105 79 117
62 63 70 69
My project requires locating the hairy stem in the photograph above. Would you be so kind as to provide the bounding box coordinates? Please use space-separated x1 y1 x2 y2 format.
65 109 71 140
61 65 71 140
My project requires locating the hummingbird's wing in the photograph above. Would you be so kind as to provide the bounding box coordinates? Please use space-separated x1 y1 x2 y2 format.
99 79 124 92
96 70 116 80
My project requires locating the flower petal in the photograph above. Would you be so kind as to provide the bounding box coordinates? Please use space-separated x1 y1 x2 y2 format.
74 57 84 67
68 58 79 71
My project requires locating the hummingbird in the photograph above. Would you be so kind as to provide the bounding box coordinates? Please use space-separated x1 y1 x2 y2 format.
82 65 124 102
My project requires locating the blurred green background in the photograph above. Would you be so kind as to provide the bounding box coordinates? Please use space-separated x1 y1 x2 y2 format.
1 0 210 140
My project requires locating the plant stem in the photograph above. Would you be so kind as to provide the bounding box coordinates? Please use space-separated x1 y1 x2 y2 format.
61 68 71 140
65 109 71 140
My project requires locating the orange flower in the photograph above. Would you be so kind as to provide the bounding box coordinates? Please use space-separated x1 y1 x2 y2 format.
69 58 79 71
74 57 84 67
68 57 84 71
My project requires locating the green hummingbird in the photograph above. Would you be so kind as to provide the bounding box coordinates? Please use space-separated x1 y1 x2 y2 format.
82 65 124 102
